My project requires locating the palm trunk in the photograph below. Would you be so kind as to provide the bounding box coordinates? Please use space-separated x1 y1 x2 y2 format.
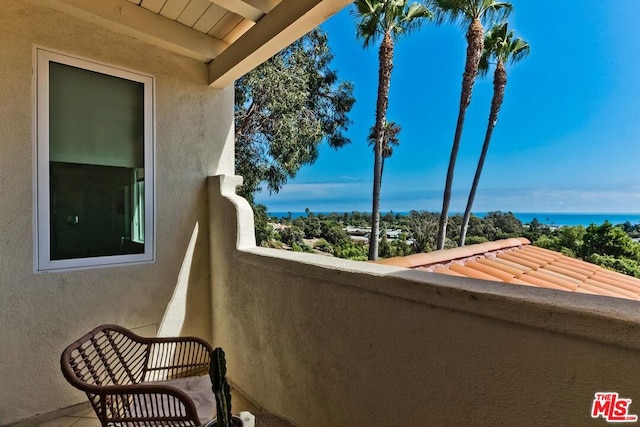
436 18 484 250
460 61 507 246
369 32 394 261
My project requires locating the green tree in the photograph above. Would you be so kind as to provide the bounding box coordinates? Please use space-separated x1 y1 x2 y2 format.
252 203 274 246
407 211 438 253
434 0 512 249
580 221 639 260
302 211 322 238
354 0 432 261
334 240 368 260
556 226 585 257
459 22 529 246
586 254 640 278
465 235 488 245
279 226 305 248
379 228 393 258
313 238 334 254
465 214 485 238
483 211 523 239
391 233 414 256
322 224 350 246
235 29 354 202
533 225 585 257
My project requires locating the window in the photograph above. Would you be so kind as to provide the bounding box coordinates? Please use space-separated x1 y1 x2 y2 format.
35 49 155 271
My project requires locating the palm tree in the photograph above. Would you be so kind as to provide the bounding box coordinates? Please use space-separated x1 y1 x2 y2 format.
354 0 432 260
368 120 401 185
459 23 529 246
433 0 512 249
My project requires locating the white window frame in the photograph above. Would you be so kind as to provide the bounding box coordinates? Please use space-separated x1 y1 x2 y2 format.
34 48 156 272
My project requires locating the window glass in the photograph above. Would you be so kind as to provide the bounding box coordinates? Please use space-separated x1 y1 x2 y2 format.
36 50 154 271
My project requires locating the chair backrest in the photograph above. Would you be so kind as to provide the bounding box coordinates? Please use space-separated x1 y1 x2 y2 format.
61 324 150 390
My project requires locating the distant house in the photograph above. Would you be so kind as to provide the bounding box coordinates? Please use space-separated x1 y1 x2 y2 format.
344 226 371 236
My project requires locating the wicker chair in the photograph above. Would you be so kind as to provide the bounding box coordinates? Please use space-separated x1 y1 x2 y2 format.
61 324 215 426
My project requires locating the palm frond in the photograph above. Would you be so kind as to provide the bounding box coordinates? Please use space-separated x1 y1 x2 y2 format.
353 0 383 47
481 1 512 25
508 38 530 64
369 120 402 158
432 0 472 25
406 3 435 21
477 21 506 76
354 0 377 14
477 46 491 76
480 21 529 71
433 0 511 26
354 0 432 47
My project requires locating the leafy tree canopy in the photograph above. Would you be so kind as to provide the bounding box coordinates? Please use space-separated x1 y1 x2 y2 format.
235 29 355 202
580 221 639 260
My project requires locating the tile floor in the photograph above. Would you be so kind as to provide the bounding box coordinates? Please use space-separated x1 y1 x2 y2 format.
38 390 258 426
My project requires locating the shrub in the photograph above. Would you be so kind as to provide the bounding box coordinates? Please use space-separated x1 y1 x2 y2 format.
586 253 640 278
464 236 489 245
313 238 334 254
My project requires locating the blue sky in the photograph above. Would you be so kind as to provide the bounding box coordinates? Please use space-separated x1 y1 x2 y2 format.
255 0 640 214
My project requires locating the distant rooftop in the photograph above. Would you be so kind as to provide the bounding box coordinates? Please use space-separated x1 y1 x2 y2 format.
377 238 640 301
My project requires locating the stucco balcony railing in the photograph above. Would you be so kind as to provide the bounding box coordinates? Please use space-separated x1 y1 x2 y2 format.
208 175 640 427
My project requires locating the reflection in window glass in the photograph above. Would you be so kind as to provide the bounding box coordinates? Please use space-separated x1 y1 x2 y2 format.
48 62 145 260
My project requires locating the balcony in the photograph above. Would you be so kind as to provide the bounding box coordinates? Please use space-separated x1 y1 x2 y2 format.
4 2 640 425
5 175 640 426
205 175 640 426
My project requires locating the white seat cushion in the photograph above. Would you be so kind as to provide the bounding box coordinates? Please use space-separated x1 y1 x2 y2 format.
133 375 216 424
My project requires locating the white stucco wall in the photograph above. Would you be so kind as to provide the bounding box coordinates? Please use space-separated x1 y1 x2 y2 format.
208 177 640 427
0 1 234 424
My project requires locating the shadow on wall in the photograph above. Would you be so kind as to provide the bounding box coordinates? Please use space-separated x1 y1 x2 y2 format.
158 222 200 338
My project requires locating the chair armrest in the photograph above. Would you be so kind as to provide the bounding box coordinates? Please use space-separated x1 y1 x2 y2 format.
94 383 203 426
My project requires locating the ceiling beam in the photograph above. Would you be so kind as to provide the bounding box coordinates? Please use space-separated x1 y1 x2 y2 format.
208 0 351 88
23 0 229 62
208 0 264 22
240 0 280 14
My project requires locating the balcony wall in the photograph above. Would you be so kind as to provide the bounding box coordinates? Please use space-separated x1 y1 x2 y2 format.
209 175 640 426
0 2 234 423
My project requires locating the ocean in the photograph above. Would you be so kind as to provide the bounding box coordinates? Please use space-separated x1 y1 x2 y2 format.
268 211 640 227
504 213 640 227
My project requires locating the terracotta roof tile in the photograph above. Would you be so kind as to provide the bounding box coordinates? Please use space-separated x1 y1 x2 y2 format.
376 238 640 302
545 264 591 282
477 258 526 277
516 273 571 291
377 238 530 269
449 264 500 281
465 261 516 282
583 279 638 299
488 257 533 274
497 252 541 270
526 270 579 291
433 267 465 277
579 282 630 299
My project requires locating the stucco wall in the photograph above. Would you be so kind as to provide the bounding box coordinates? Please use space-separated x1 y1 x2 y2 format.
0 1 234 424
208 177 640 427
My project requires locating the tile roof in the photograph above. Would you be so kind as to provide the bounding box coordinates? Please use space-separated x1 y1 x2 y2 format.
376 238 640 301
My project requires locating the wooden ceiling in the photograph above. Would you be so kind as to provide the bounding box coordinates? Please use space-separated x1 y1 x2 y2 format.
127 0 282 44
26 0 351 87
